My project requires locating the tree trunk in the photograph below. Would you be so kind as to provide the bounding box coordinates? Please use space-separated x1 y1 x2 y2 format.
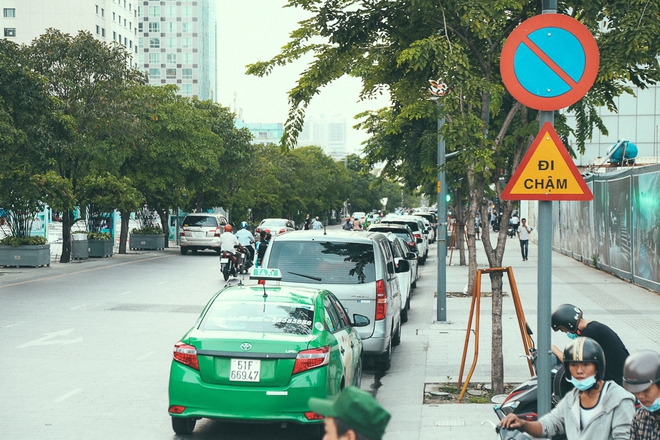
59 209 73 263
158 209 169 248
490 271 505 394
457 184 466 266
119 210 129 254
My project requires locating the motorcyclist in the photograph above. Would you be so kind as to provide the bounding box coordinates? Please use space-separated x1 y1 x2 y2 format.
255 229 270 268
500 337 635 439
342 217 353 230
622 350 660 439
220 224 243 269
551 303 630 385
235 221 255 267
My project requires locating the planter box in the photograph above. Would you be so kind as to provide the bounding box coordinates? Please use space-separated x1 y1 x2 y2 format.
130 234 165 250
71 238 89 260
0 244 51 267
88 239 114 258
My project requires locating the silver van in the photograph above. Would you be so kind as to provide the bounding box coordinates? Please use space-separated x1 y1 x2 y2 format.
179 213 228 254
261 230 407 370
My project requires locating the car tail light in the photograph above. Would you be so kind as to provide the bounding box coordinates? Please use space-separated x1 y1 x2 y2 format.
179 228 186 237
214 227 221 238
169 405 186 414
292 346 330 375
255 227 261 234
279 228 286 235
173 342 199 371
376 279 387 320
414 233 422 240
304 412 325 420
407 241 417 249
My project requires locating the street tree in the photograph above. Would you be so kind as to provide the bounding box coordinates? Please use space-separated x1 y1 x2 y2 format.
248 0 660 393
24 29 146 262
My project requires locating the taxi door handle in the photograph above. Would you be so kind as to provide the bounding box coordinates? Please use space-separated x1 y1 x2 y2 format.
340 347 345 355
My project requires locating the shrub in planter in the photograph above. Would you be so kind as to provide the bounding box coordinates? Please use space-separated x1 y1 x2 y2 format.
0 236 47 247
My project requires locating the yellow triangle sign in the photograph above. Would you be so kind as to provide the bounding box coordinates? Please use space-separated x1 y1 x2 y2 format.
501 122 593 201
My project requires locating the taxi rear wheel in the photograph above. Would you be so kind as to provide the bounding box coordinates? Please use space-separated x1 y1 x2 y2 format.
171 416 196 435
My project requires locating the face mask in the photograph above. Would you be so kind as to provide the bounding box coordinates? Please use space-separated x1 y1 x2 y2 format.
642 397 660 413
569 374 597 391
567 332 578 340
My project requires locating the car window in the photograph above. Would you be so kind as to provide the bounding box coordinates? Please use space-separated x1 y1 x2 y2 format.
329 295 350 328
267 241 376 285
324 297 341 332
182 215 218 227
200 300 314 335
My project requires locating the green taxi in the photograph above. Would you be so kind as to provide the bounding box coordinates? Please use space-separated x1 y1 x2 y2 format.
168 269 368 435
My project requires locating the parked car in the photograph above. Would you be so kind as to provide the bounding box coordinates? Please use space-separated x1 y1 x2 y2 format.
168 277 368 435
385 233 418 322
413 212 437 231
417 216 436 244
367 223 420 265
254 218 296 239
380 215 429 264
179 213 228 254
262 230 405 370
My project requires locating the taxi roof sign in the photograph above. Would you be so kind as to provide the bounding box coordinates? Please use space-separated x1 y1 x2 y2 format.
250 268 283 281
501 122 593 201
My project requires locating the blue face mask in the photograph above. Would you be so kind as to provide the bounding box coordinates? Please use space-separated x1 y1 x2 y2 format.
642 397 660 413
567 332 578 340
569 375 597 391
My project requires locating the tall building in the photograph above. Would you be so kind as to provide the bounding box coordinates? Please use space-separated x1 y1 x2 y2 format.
298 114 348 160
137 0 217 101
1 0 138 64
234 120 284 146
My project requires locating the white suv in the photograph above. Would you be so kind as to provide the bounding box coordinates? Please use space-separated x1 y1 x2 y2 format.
179 213 228 254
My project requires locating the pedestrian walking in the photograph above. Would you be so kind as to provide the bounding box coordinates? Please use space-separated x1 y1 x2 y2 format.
551 303 630 385
500 337 635 439
517 218 532 261
304 213 311 230
623 350 660 439
309 386 391 440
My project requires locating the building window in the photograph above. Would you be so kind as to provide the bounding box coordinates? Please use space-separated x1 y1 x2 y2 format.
137 6 142 17
182 68 192 79
95 5 99 15
129 40 133 49
101 8 104 17
96 25 100 35
102 28 105 37
149 52 160 64
165 6 176 17
181 37 192 48
3 8 16 18
182 6 192 17
148 22 160 33
181 84 193 95
113 12 116 21
166 53 177 64
118 34 122 42
165 21 176 33
4 28 16 37
118 15 122 23
181 22 191 33
181 53 192 64
138 53 144 64
149 37 160 48
149 68 160 80
166 68 176 79
138 22 143 32
138 37 144 48
165 37 176 48
148 6 160 17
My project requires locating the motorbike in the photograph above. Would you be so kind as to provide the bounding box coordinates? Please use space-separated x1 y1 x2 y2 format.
492 324 572 440
220 245 253 280
507 224 518 238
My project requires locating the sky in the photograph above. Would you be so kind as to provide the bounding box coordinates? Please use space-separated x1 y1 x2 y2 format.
216 1 390 154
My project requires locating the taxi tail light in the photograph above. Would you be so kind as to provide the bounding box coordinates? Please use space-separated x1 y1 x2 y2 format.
169 405 186 414
376 279 387 320
304 412 325 420
292 346 330 375
173 342 199 371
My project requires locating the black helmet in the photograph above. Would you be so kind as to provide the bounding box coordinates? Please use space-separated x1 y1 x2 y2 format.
623 350 660 393
563 337 606 380
551 304 582 332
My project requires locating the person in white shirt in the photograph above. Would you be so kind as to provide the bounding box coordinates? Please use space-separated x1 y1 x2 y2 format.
220 224 243 266
312 216 323 230
517 218 532 261
234 221 254 265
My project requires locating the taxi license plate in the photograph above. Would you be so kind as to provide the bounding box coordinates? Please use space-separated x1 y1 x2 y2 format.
229 359 260 382
220 258 229 264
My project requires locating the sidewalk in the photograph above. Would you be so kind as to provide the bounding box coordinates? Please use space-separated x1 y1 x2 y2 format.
408 235 660 440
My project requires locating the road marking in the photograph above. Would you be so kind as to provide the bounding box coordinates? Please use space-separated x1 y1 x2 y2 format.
3 321 25 328
138 351 156 360
17 329 83 348
54 388 83 403
0 254 176 290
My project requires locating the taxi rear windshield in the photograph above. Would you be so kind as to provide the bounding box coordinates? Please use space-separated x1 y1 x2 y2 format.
268 241 375 284
182 215 219 227
200 301 314 335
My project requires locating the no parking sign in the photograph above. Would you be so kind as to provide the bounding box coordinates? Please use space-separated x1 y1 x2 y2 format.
500 14 599 111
